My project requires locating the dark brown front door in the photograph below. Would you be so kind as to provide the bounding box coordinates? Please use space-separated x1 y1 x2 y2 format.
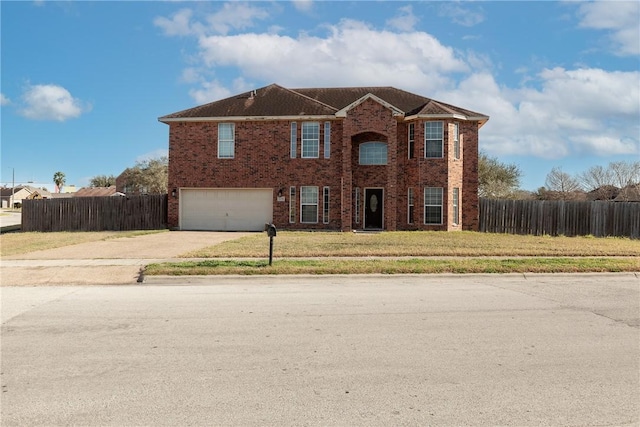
364 188 383 229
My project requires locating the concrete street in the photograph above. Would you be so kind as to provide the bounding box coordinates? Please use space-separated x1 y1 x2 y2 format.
0 210 21 232
1 273 638 426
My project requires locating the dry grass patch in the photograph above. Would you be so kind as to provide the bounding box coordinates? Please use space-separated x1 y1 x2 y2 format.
182 231 640 258
146 257 640 276
0 230 165 257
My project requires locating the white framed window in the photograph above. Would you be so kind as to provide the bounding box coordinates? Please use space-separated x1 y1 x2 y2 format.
300 186 318 223
359 142 388 165
408 123 415 159
453 187 460 225
323 187 330 224
218 123 235 158
302 122 319 158
407 187 414 224
324 122 331 159
424 187 443 225
453 123 460 160
290 122 297 158
425 121 443 158
289 186 296 223
354 187 360 224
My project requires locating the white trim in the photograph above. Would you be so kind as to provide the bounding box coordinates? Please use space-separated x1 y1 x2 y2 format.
335 93 404 118
404 114 489 124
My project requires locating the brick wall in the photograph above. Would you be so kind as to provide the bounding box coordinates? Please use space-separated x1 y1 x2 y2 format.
166 101 480 231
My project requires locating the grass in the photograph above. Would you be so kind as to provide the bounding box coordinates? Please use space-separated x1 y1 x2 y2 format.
0 229 166 257
148 231 640 275
145 257 640 276
182 231 640 258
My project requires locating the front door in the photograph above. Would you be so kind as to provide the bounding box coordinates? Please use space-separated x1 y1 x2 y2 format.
364 188 384 229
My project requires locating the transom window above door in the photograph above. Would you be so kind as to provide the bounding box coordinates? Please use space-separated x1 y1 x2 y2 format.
359 142 388 165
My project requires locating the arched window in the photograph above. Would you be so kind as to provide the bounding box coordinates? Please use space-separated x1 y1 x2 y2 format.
359 142 388 165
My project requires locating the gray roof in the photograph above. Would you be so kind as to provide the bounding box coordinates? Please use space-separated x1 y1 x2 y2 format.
159 83 489 125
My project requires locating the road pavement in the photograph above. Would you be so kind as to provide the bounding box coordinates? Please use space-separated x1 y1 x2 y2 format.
1 274 638 426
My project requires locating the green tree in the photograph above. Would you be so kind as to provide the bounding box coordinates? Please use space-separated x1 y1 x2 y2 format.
89 174 116 187
53 171 66 193
478 153 522 199
119 156 168 194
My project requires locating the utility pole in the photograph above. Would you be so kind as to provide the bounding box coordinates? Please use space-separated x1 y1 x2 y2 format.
10 168 15 209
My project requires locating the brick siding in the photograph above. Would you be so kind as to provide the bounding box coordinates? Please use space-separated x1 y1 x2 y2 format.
167 100 480 231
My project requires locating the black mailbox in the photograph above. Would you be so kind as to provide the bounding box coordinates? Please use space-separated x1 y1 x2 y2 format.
266 223 277 237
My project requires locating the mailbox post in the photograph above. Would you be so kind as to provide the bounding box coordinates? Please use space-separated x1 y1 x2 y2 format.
265 223 277 266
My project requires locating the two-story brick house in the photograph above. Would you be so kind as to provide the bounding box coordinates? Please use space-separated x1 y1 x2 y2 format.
159 84 488 232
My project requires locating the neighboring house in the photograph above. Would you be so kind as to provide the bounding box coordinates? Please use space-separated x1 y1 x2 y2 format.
73 186 122 197
614 184 640 202
159 84 489 232
0 186 51 208
60 185 78 194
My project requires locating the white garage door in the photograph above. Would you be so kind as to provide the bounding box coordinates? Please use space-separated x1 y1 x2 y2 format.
180 188 273 231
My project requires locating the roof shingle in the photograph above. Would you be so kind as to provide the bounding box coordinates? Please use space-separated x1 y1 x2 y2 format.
159 83 488 124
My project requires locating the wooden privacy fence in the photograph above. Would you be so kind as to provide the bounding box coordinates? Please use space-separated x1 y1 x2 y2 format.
22 195 168 232
479 198 640 239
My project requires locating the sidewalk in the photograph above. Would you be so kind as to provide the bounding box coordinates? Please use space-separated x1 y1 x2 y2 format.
1 231 251 286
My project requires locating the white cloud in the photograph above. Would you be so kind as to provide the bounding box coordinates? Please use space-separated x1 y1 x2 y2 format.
386 5 419 32
577 1 640 56
136 148 169 163
437 68 640 159
154 8 196 36
189 80 233 105
19 84 91 121
205 2 269 35
156 7 639 161
0 93 10 106
189 77 253 105
154 3 269 37
292 0 313 13
195 19 467 94
439 3 485 27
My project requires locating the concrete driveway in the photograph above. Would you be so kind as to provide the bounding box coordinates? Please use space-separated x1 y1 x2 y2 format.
1 231 253 286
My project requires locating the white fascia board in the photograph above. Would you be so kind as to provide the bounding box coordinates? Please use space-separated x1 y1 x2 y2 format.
404 113 490 123
159 115 338 124
335 93 404 118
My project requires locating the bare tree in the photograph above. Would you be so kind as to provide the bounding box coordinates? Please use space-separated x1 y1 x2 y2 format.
545 167 581 194
578 165 613 191
609 161 640 188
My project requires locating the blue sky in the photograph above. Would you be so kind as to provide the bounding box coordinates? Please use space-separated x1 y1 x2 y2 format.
1 1 639 191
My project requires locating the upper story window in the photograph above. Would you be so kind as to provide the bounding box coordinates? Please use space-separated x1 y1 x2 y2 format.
324 121 331 159
425 121 443 158
302 122 319 158
290 122 297 158
359 142 388 165
453 123 460 160
218 123 235 158
408 123 415 159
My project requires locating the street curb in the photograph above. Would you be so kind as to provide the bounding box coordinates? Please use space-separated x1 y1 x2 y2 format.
141 271 640 286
